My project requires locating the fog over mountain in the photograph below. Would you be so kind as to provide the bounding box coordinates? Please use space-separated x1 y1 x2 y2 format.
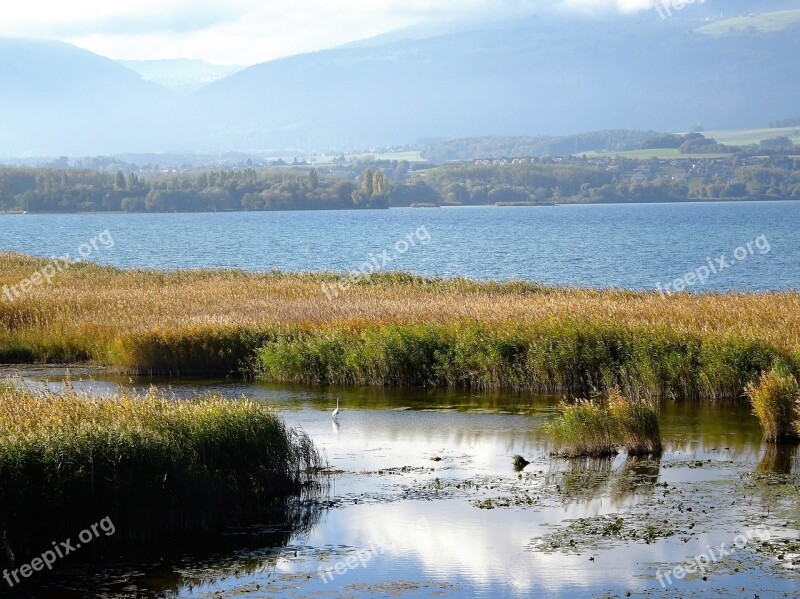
1 0 799 157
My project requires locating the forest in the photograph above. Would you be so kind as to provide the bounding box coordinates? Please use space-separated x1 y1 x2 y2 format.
1 152 799 213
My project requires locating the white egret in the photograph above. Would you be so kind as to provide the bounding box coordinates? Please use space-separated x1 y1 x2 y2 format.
332 398 340 420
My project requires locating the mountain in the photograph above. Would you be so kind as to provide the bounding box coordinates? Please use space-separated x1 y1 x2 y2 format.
191 2 800 152
1 1 799 156
119 59 243 94
0 38 175 156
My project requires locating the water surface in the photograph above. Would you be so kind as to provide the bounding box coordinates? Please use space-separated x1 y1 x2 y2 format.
6 368 797 598
1 201 798 291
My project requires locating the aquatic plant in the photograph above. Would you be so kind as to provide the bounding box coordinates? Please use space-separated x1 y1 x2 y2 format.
0 380 322 567
512 455 530 471
746 369 800 443
1 253 798 399
546 390 662 457
545 399 618 458
608 390 663 456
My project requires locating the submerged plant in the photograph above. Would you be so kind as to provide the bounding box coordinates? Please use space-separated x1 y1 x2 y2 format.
512 455 530 471
746 369 800 443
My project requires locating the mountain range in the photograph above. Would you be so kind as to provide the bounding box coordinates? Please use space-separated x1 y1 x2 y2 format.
1 0 799 157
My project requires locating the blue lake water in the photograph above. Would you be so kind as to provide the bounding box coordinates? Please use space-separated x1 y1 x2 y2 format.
1 201 798 291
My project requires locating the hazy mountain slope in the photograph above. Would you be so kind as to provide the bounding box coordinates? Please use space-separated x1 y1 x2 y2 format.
193 8 800 152
1 1 799 156
119 59 243 94
0 38 174 156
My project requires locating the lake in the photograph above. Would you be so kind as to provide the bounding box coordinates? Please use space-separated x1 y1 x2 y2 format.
1 201 798 291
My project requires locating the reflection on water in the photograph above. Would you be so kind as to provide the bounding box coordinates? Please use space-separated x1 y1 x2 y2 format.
757 443 799 475
3 367 797 598
5 497 325 598
545 455 663 508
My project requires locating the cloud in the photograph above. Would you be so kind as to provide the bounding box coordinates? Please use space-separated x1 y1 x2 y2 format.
0 0 663 65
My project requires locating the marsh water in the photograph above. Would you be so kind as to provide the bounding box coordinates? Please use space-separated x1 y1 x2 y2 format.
5 366 798 599
2 201 800 291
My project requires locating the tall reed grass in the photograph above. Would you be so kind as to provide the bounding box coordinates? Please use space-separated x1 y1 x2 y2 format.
1 253 798 399
545 399 618 457
746 369 800 442
255 323 793 400
608 390 662 455
546 390 663 457
0 380 322 567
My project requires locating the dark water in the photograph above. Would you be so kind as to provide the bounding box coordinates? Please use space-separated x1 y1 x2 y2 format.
1 201 799 291
5 368 798 598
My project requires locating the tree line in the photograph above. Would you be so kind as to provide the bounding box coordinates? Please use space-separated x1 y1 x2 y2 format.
2 155 799 214
0 166 437 213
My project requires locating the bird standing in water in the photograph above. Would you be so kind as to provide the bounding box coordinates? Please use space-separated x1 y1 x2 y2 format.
332 398 340 420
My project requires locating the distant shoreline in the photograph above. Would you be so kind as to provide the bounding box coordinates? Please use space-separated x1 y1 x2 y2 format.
2 195 798 216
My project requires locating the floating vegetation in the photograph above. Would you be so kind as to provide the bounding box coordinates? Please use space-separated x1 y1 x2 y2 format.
512 455 530 471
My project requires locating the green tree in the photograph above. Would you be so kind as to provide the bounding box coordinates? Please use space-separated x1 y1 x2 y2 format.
113 171 126 192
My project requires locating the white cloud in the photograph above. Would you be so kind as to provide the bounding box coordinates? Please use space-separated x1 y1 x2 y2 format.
0 0 662 65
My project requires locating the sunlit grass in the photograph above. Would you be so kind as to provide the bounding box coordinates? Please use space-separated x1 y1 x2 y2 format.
1 252 799 398
545 399 618 458
0 379 322 566
608 390 662 456
545 391 663 458
746 369 800 443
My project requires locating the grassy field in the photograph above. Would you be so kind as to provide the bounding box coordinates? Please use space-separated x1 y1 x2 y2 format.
578 148 734 160
1 253 799 399
702 126 800 148
578 126 800 159
0 380 321 566
697 9 800 37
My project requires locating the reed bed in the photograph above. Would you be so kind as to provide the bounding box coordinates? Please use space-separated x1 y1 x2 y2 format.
746 369 800 442
1 253 799 399
546 391 663 457
0 380 322 566
608 390 662 455
545 399 619 457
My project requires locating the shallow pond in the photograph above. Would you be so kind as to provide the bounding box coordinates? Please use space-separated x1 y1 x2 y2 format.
4 367 799 598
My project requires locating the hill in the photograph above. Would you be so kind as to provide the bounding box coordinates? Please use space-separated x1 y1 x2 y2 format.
119 59 243 94
1 1 800 156
193 5 800 152
0 39 174 156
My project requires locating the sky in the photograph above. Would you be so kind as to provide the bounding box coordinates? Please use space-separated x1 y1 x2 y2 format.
1 0 655 66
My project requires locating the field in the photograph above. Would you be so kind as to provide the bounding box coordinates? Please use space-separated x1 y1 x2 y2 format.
696 9 800 37
578 148 734 160
2 253 799 400
702 126 800 148
577 125 800 159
